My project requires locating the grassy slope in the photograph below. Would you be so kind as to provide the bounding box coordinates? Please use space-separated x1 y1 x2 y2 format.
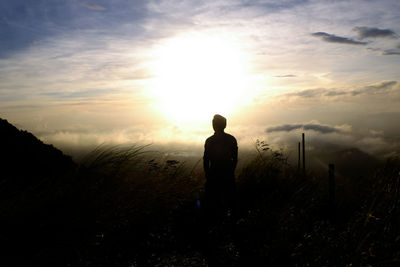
0 134 399 265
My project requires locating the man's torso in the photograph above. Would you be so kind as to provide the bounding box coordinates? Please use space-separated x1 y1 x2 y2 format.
204 132 237 179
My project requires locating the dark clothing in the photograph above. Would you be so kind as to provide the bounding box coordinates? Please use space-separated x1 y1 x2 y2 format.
203 132 238 181
203 131 238 221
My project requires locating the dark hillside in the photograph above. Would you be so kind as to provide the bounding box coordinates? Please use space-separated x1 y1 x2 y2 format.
0 118 78 265
0 118 75 189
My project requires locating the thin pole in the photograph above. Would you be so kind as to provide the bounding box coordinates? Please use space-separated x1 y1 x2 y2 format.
329 164 335 204
298 142 301 169
302 133 305 173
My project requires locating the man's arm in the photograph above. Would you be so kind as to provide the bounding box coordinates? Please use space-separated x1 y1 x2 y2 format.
203 141 210 178
232 138 238 171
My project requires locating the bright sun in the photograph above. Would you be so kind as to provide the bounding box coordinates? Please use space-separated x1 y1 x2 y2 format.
150 33 251 124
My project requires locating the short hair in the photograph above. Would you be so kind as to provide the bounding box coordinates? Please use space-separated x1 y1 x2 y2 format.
212 114 226 131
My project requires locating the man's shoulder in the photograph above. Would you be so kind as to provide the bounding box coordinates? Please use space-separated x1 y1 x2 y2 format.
205 132 237 144
205 135 215 146
224 132 237 143
205 135 214 142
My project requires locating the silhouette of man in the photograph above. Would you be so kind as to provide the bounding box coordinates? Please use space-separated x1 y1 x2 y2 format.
203 114 238 221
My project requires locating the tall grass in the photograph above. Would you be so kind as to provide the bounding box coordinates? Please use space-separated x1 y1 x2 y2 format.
1 143 399 265
67 144 205 265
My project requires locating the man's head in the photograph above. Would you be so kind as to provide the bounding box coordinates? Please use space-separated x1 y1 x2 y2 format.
212 114 226 132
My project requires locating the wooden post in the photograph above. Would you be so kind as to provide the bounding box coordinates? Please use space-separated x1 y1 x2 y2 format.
302 133 305 173
298 142 301 169
329 164 335 204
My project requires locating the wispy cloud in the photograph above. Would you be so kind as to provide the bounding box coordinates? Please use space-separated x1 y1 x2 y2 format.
274 74 297 78
287 88 323 98
382 49 400 55
39 89 119 99
0 0 148 58
84 3 106 11
354 26 398 39
351 81 397 95
311 32 367 45
283 81 398 99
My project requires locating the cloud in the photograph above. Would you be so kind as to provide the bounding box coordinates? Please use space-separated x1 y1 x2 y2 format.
324 90 347 97
287 88 323 98
285 88 346 98
274 74 297 78
354 26 398 39
39 89 120 100
0 0 148 58
311 32 367 45
84 3 106 11
225 0 309 13
266 123 344 134
261 122 399 170
351 81 397 95
283 81 398 99
370 129 384 136
382 49 400 55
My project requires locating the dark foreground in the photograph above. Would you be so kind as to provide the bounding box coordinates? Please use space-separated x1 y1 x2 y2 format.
1 143 400 266
1 120 399 266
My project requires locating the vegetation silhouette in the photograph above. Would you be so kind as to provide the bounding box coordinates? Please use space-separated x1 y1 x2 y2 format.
0 117 400 265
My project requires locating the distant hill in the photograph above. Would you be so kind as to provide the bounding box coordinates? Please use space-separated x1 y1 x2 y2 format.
0 118 75 191
305 145 381 179
326 147 380 178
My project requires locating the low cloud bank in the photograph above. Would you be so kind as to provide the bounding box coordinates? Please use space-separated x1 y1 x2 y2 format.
266 123 346 134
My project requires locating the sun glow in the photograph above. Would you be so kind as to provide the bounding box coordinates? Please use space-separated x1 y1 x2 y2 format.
150 33 251 123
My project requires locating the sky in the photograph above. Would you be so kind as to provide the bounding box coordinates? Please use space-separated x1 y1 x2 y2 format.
1 0 400 159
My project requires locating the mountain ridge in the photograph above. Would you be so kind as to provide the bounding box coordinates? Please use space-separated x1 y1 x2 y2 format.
0 118 75 191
